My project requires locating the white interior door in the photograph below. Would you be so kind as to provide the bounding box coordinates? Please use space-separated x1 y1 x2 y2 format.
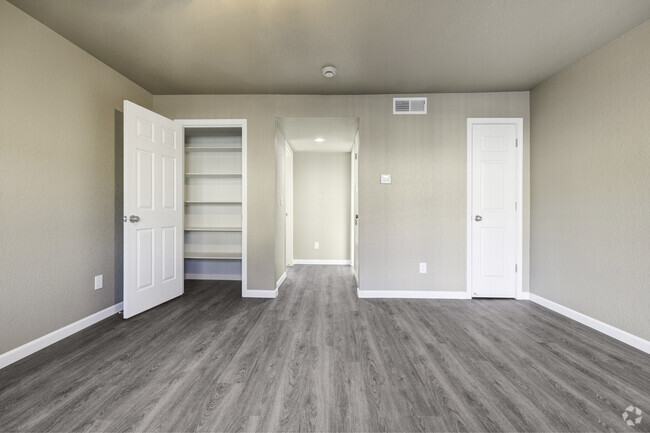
468 119 521 298
285 143 294 267
123 100 184 318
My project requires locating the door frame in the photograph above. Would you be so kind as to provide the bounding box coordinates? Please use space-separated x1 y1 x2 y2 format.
466 118 523 300
285 142 294 267
350 146 355 268
350 128 359 278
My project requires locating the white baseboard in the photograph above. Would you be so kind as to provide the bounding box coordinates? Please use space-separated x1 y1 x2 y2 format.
529 293 650 354
185 273 242 281
293 260 351 265
242 288 278 299
517 292 530 300
0 302 124 370
276 272 287 290
357 288 469 299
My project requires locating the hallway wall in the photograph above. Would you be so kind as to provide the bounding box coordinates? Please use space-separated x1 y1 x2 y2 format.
293 152 351 262
274 127 287 281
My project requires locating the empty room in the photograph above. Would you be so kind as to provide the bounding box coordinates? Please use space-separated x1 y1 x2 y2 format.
1 0 649 432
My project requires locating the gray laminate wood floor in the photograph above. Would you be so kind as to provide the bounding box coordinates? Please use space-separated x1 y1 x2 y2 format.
1 265 649 432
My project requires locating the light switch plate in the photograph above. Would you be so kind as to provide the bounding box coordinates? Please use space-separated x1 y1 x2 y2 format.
380 174 392 184
419 263 427 274
94 275 103 290
314 241 320 249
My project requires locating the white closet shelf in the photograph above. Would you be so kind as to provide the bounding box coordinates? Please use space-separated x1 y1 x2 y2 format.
184 201 242 205
185 252 242 260
185 173 242 178
185 227 242 232
185 147 242 152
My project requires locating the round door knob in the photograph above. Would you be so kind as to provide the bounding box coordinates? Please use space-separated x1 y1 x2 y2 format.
129 215 140 223
474 215 482 222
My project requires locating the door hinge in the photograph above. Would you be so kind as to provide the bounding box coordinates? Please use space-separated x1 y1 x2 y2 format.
515 138 518 148
515 201 518 211
515 264 518 273
355 153 358 160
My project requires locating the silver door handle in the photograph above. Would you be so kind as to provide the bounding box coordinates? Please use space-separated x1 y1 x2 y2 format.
474 215 482 222
129 215 140 223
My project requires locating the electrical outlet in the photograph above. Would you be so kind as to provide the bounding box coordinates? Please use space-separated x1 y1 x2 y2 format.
314 241 320 249
94 275 103 290
419 263 427 274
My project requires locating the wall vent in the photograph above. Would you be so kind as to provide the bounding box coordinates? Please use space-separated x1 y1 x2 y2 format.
393 97 427 115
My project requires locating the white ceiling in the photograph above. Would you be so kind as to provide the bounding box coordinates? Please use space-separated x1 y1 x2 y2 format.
7 0 650 95
278 118 358 153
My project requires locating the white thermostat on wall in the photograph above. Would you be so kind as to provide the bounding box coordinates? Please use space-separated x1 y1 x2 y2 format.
380 174 392 184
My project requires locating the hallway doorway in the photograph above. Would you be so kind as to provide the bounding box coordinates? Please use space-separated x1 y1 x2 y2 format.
275 117 359 290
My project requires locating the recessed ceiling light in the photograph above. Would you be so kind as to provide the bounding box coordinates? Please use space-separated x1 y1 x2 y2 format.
314 137 325 142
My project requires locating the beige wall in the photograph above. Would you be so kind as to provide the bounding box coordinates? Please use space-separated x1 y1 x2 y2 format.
154 92 530 294
293 152 351 261
274 127 286 282
530 20 650 340
0 1 152 354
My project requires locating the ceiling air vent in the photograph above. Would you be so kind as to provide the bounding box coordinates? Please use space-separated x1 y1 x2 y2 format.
393 97 427 115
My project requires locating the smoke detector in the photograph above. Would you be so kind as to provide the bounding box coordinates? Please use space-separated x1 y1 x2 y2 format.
321 66 337 78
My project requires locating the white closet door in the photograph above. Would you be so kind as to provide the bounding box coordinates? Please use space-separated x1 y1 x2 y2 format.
470 122 518 298
123 101 184 318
